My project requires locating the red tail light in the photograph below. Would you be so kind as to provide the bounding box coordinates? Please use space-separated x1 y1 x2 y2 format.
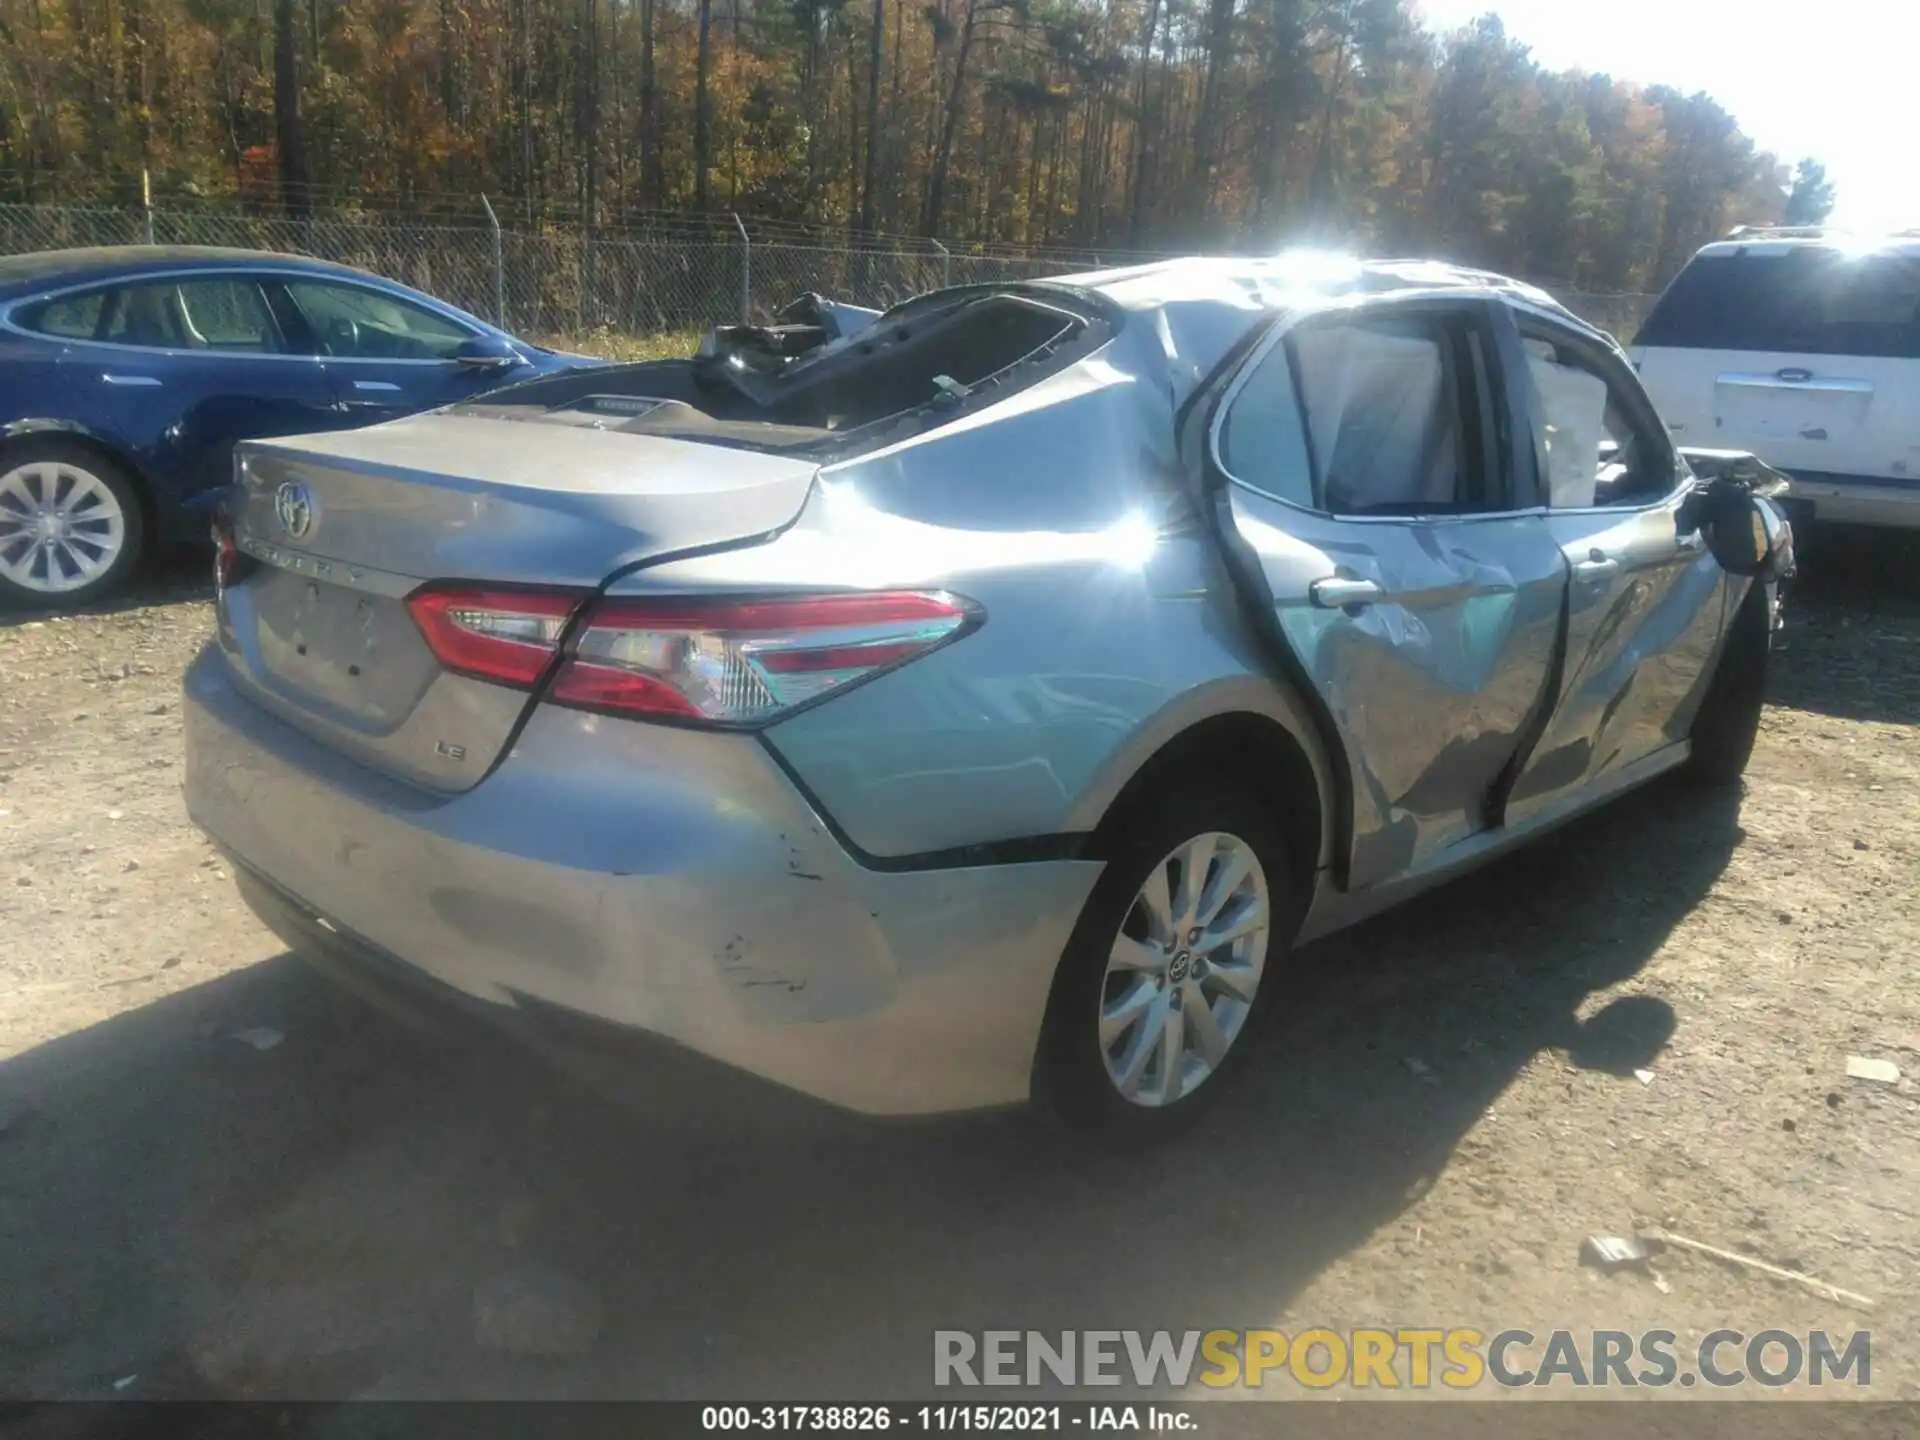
212 517 236 587
407 586 585 689
409 585 978 725
211 510 249 591
551 590 979 725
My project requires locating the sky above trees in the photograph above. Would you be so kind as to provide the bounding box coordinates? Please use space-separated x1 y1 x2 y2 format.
1419 0 1908 233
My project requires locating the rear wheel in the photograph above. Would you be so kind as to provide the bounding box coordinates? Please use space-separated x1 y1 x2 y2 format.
0 440 145 609
1685 581 1771 785
1036 782 1291 1145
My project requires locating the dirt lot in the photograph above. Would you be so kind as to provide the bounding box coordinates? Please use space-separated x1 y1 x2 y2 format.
1 540 1916 1405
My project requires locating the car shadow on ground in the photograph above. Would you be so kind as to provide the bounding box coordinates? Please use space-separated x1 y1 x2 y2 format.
0 773 1743 1403
0 546 211 629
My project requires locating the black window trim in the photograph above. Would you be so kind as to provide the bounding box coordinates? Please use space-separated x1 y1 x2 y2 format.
1209 292 1526 524
260 278 322 355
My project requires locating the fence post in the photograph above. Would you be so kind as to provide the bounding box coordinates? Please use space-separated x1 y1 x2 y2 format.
480 194 506 327
732 212 751 323
140 168 155 245
931 237 950 288
581 225 594 332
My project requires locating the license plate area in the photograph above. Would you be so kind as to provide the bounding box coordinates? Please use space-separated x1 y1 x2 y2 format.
245 566 438 731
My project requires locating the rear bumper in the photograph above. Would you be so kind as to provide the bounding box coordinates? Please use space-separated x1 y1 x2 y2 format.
183 645 1102 1115
231 860 860 1123
1781 472 1920 530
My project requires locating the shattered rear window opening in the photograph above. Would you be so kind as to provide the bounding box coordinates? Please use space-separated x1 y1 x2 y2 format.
451 287 1114 460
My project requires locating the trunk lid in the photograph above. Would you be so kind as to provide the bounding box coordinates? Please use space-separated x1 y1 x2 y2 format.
233 412 817 584
218 412 818 791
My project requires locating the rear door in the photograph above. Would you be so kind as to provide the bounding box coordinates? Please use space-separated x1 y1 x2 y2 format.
34 274 336 504
1632 245 1920 484
273 277 518 422
1 284 93 413
1502 306 1730 824
1209 296 1569 890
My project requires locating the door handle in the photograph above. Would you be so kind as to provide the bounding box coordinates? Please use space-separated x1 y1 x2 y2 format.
1572 552 1620 581
351 380 403 393
1310 577 1384 609
1716 371 1873 396
101 373 161 387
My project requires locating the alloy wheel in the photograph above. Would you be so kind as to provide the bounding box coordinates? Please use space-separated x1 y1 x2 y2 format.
1097 830 1271 1107
0 460 128 595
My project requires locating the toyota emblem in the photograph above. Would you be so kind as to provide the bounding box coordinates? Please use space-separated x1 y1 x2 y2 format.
274 481 316 540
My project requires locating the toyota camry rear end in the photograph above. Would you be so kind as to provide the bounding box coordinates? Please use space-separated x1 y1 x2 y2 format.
183 280 1182 1119
190 260 1753 1139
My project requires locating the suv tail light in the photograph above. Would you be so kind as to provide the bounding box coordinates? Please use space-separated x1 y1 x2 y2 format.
408 586 979 726
554 591 978 725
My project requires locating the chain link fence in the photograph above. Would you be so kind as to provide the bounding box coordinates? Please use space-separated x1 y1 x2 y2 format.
0 201 1655 343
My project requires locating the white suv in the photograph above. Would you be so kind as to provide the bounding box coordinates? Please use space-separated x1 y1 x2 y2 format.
1632 228 1920 530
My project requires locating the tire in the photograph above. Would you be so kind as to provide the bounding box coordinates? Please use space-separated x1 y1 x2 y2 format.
1035 781 1293 1145
1684 580 1771 785
0 438 146 609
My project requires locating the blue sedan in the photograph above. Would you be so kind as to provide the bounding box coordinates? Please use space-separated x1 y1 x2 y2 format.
0 246 599 607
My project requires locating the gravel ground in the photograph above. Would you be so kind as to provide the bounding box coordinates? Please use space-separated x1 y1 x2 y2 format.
0 538 1915 1404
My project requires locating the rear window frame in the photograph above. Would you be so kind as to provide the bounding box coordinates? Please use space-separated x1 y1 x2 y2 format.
1499 302 1686 513
449 281 1122 462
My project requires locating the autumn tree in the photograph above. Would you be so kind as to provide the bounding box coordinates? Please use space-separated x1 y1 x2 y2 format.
0 0 1804 287
1781 158 1836 226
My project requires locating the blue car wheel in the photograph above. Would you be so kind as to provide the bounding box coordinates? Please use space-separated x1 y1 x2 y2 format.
0 438 146 608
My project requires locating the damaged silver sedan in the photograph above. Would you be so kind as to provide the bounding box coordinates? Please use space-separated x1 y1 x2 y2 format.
183 256 1791 1142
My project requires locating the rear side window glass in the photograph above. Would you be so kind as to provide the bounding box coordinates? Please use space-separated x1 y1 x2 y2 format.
14 290 108 340
1218 342 1314 508
1638 250 1920 358
173 279 284 353
100 282 186 348
83 278 284 352
1290 315 1470 516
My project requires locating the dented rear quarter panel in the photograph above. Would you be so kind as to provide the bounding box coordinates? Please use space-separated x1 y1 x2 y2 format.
614 302 1338 867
